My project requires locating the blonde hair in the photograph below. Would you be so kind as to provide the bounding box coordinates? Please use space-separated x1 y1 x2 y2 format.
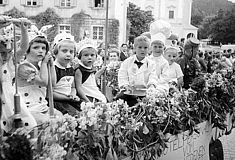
53 39 76 55
134 35 150 48
164 46 178 55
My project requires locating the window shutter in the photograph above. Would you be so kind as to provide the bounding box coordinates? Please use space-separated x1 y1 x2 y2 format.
54 0 60 7
71 0 77 7
20 0 26 5
38 0 43 6
3 0 8 4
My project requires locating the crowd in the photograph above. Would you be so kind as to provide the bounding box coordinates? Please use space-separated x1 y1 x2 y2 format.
1 17 235 135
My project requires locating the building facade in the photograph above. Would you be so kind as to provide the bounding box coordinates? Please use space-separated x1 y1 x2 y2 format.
0 0 128 45
129 0 198 39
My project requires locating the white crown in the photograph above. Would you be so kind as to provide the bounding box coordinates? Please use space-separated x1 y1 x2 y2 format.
53 32 75 46
76 38 97 54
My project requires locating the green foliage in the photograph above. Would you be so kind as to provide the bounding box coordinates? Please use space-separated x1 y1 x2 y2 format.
108 19 119 46
30 8 62 42
3 7 26 18
127 2 154 43
199 8 235 43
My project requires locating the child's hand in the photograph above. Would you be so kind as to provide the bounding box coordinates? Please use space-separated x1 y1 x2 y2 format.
68 95 80 102
99 65 107 74
42 52 53 65
19 18 31 29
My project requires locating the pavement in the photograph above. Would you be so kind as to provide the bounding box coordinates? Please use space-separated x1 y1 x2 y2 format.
219 129 235 160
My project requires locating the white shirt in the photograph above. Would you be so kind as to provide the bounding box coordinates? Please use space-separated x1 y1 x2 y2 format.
118 55 157 88
165 62 184 82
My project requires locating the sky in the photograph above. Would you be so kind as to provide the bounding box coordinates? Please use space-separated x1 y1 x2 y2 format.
228 0 235 3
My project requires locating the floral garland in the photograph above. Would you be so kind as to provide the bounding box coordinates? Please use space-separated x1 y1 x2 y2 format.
1 72 235 160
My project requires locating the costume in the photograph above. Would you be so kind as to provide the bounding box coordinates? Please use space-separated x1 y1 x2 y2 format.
53 61 81 115
17 60 62 124
165 62 184 83
74 62 107 103
1 58 37 132
148 55 169 79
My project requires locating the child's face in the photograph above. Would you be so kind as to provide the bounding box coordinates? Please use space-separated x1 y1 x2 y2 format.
28 42 47 62
134 41 149 61
55 41 75 67
151 41 165 57
80 48 97 67
164 49 178 65
109 52 118 61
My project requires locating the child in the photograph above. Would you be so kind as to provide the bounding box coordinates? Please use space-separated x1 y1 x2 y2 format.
163 46 184 89
117 35 157 106
0 18 37 133
74 42 107 103
17 36 62 124
52 33 81 115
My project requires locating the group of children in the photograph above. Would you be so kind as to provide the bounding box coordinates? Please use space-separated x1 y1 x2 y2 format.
0 18 186 133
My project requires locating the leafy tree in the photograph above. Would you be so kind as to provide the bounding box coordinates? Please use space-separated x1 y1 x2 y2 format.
200 7 235 44
3 7 26 18
127 2 154 43
30 8 62 42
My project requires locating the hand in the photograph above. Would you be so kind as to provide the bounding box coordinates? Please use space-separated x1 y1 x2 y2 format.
42 52 53 64
68 95 80 102
99 65 107 74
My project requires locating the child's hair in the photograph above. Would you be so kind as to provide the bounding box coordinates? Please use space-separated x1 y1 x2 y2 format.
108 48 120 57
26 36 49 54
164 46 178 55
134 35 150 48
151 40 164 46
77 47 97 59
53 40 76 55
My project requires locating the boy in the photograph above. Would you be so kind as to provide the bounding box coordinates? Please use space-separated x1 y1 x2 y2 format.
117 35 157 106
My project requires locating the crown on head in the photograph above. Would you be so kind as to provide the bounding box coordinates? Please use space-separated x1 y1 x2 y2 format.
76 38 97 54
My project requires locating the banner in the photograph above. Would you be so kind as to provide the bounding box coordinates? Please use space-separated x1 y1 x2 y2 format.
158 121 212 160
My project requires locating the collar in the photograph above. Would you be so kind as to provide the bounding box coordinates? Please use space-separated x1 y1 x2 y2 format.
134 55 146 63
54 60 71 69
78 60 92 69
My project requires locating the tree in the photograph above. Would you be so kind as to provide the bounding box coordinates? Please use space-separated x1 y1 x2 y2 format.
3 7 26 18
30 8 62 42
127 2 154 43
200 7 235 44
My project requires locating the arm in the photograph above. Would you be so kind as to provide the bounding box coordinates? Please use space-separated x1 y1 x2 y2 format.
75 69 90 102
16 20 29 63
95 65 106 80
118 60 130 89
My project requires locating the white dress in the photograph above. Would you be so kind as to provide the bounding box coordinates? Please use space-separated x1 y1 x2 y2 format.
1 59 37 133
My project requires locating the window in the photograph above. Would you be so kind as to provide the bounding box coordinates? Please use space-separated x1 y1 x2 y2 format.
59 25 71 33
26 0 37 6
94 0 104 8
169 10 174 19
0 0 3 5
92 26 104 40
61 0 71 7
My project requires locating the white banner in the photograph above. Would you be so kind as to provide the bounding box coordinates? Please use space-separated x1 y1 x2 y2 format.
158 121 212 160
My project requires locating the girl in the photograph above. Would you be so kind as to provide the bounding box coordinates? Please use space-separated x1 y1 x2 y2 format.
17 36 62 124
163 46 184 89
52 34 81 115
0 19 37 133
74 44 107 103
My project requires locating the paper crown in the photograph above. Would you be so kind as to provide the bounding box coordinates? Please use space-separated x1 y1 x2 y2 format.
150 20 172 44
76 38 97 55
53 32 75 46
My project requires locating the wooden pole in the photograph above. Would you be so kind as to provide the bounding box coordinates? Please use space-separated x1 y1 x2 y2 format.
102 0 109 95
47 63 54 117
13 23 23 129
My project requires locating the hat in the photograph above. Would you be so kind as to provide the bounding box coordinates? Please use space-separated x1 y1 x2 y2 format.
150 20 172 45
77 38 97 56
184 37 200 50
53 32 75 47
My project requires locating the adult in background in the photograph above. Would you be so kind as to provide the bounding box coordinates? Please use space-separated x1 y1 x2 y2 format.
177 37 201 89
119 43 129 61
